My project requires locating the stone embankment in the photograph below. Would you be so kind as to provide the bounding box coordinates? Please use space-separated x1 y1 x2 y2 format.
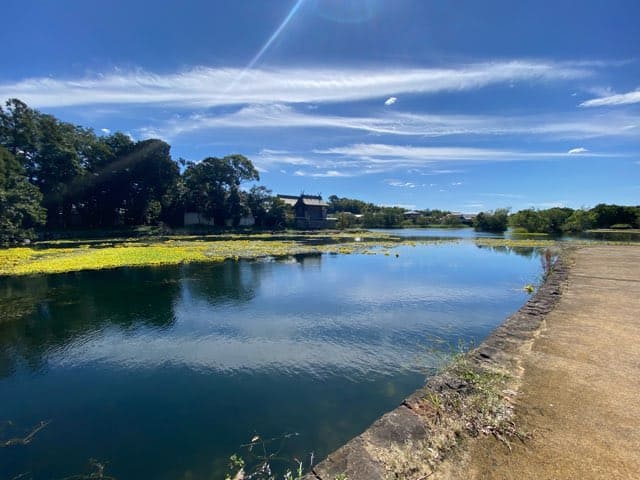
305 245 640 480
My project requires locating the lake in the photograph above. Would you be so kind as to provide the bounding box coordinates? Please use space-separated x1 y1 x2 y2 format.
0 241 542 479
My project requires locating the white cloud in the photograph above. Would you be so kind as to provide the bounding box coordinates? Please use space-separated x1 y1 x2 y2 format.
138 103 640 141
581 88 640 107
308 170 350 178
0 61 591 108
386 179 417 188
315 143 615 163
255 142 622 178
255 148 313 167
384 96 397 106
100 127 111 134
567 147 588 154
451 182 463 186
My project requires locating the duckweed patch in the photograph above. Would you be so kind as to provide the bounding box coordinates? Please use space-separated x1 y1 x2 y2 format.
0 234 450 277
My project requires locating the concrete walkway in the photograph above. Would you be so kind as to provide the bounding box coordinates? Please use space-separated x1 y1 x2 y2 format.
443 245 640 479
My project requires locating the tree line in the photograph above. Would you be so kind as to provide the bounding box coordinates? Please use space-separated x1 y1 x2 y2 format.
327 195 466 229
0 99 286 244
474 205 640 234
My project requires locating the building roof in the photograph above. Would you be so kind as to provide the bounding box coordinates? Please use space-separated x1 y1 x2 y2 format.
278 194 328 207
299 197 328 207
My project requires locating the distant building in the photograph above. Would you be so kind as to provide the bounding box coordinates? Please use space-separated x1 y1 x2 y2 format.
277 194 336 229
184 212 215 226
445 212 476 226
404 210 422 219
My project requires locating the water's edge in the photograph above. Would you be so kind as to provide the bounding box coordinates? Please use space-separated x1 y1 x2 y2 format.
304 248 572 480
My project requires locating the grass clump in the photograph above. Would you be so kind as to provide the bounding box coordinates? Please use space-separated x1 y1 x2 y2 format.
374 350 526 479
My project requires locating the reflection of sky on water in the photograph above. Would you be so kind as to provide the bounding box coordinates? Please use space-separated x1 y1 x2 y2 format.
43 243 536 378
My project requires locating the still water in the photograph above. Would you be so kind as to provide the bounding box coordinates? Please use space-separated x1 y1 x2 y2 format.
0 242 541 479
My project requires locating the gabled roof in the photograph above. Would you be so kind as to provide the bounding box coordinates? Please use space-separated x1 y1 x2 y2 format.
299 197 328 207
278 194 328 207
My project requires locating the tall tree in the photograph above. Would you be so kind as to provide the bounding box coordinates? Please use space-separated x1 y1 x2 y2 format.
246 186 286 229
183 155 259 226
0 146 45 244
474 208 510 232
124 139 179 225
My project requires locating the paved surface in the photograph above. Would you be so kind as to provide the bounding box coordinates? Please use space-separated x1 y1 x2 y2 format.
441 245 640 479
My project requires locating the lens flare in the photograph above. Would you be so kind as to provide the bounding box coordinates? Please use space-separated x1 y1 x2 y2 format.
227 0 307 91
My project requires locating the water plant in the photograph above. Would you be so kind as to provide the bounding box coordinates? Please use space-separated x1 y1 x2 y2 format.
0 234 451 277
225 433 311 480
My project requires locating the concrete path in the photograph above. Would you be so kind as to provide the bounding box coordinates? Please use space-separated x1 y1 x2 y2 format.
442 245 640 479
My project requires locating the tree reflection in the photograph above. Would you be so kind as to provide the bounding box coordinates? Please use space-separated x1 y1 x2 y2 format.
0 256 301 377
0 266 183 376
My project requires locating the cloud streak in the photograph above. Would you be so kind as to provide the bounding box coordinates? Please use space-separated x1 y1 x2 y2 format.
0 61 591 108
581 88 640 107
567 147 588 154
138 103 640 141
257 142 619 178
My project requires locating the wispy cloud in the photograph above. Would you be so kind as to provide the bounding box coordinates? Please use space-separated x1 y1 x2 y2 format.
256 142 616 178
567 147 588 154
384 96 397 106
138 103 640 141
0 61 591 108
385 179 419 188
581 88 640 107
255 148 313 167
292 169 351 178
314 143 607 163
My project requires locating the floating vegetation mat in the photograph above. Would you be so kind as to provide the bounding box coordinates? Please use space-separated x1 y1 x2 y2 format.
0 234 451 277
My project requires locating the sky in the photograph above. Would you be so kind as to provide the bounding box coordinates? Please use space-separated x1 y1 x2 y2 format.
1 0 639 212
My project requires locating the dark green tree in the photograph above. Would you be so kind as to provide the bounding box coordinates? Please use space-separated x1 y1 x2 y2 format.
183 155 260 226
124 139 179 225
591 203 639 228
509 208 547 233
562 209 596 233
327 195 375 214
474 208 509 232
246 186 286 229
0 146 46 244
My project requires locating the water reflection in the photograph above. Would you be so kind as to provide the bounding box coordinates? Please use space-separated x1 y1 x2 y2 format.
0 244 541 480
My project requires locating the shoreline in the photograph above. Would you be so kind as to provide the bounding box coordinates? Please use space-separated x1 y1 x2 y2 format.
304 247 572 479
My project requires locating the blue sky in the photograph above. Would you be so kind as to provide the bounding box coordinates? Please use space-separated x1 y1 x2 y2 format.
1 0 639 212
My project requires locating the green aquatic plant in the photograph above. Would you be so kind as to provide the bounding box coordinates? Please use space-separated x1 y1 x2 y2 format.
225 433 310 480
0 234 451 277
